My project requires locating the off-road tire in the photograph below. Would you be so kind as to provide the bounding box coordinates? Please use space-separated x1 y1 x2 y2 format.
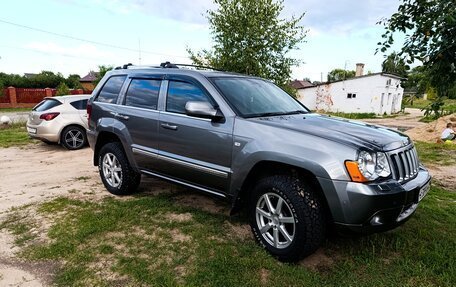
61 125 87 150
249 175 326 262
98 142 141 195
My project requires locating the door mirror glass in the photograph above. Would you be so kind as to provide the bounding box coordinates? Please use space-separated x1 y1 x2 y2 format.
185 101 223 120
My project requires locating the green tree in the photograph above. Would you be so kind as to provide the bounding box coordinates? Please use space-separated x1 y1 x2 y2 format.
94 65 114 86
327 69 355 81
382 52 409 77
66 74 82 89
187 0 306 95
377 0 456 110
56 82 70 96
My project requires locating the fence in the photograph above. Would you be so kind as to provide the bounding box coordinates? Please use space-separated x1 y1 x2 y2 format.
0 87 93 108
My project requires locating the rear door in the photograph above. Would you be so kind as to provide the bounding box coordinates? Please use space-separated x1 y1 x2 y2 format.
69 99 89 127
156 76 233 193
118 76 163 170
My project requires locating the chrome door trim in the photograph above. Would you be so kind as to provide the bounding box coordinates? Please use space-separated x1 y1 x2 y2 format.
140 169 226 198
132 147 229 179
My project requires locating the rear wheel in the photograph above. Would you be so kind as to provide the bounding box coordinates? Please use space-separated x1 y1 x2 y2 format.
98 142 141 195
249 175 326 262
61 126 87 150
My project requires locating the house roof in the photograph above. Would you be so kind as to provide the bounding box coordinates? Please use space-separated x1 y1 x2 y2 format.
297 72 405 90
79 71 99 82
290 79 314 89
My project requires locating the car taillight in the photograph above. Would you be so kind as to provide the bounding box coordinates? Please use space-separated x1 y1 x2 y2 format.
87 103 92 123
40 112 60 121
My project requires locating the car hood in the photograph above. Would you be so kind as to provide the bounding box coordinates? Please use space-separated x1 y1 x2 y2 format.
248 113 410 151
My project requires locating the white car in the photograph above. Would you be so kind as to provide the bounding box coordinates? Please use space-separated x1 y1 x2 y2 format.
26 95 91 150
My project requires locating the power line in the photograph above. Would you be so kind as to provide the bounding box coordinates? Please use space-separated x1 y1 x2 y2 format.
0 18 190 60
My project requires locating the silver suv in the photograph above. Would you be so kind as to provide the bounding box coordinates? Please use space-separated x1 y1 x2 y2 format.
87 63 431 262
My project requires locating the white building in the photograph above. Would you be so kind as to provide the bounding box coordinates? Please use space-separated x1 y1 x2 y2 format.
298 64 404 115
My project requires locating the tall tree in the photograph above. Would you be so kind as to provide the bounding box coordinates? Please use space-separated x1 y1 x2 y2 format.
382 52 408 77
327 69 355 82
377 0 456 99
188 0 306 94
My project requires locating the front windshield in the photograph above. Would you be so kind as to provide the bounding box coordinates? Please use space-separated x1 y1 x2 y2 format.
211 77 309 118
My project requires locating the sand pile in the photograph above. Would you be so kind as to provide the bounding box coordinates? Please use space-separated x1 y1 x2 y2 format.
406 113 456 143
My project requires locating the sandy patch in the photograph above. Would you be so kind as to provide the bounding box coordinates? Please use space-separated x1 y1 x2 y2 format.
426 164 456 191
405 113 456 143
174 192 230 215
299 248 335 271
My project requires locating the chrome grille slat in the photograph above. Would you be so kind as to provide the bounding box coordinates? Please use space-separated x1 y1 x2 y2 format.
389 146 420 183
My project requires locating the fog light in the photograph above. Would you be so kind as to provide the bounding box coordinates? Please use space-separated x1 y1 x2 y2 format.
370 216 382 226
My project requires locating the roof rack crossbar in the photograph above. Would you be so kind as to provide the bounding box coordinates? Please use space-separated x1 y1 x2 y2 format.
115 62 223 71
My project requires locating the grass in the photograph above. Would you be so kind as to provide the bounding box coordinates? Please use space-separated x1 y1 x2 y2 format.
0 107 32 113
0 121 35 148
403 98 456 113
1 186 455 287
415 141 456 166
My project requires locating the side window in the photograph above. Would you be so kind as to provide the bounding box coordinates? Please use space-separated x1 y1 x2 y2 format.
125 79 161 110
70 99 88 110
166 81 213 114
96 76 126 104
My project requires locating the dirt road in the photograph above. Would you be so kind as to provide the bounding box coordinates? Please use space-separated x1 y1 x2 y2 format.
0 143 226 286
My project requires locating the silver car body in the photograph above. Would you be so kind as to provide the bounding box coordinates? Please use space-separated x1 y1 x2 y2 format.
27 95 90 143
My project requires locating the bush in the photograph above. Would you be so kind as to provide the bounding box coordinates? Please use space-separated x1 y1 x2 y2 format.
56 83 70 96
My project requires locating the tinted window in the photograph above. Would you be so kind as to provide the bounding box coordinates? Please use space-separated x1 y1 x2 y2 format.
125 79 160 110
33 99 62 112
166 81 213 114
70 99 88 110
212 78 307 117
96 76 126 104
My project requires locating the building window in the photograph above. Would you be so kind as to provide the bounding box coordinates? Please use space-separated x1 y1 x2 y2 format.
347 93 357 99
386 79 392 86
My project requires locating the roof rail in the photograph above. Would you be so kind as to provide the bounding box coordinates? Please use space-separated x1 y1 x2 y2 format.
114 62 223 71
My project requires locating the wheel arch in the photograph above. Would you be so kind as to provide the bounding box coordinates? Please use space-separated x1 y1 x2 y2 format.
230 160 333 222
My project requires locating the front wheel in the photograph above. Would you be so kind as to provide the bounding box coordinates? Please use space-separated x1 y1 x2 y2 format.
249 175 326 262
98 142 141 195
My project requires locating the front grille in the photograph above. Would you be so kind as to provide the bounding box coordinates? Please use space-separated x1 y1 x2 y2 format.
389 146 420 183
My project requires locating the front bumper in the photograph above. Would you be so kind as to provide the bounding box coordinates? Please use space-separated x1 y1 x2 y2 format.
318 167 431 234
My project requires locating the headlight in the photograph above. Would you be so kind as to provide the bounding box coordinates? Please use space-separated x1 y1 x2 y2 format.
357 151 391 181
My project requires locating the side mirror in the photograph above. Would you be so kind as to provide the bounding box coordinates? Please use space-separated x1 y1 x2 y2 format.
185 101 224 121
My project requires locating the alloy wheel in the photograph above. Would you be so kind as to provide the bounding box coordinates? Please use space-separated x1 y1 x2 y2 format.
102 153 123 188
256 192 296 249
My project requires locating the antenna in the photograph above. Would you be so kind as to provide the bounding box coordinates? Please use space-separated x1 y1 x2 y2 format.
138 38 142 65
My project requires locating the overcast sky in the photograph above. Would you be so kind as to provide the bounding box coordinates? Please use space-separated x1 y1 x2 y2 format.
0 0 404 81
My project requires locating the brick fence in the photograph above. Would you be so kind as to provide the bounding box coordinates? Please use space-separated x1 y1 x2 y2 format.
0 87 92 108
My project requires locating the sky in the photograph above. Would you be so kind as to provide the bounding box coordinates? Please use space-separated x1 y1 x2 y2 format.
0 0 404 82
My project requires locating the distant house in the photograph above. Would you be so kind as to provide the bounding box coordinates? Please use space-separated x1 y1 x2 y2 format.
290 79 314 89
79 71 99 91
298 64 404 115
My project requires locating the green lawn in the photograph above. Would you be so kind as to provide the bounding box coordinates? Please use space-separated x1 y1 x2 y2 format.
415 141 456 166
0 107 32 113
0 121 35 148
1 185 454 286
403 98 456 113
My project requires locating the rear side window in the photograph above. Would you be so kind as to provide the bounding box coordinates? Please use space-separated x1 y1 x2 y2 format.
70 99 88 110
33 99 62 112
166 81 213 114
96 76 126 104
125 79 161 110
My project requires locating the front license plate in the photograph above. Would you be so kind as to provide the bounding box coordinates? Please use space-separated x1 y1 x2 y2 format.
418 181 430 202
27 127 37 134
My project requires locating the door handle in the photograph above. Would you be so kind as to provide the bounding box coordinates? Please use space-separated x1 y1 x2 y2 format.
160 123 178 130
110 111 129 120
